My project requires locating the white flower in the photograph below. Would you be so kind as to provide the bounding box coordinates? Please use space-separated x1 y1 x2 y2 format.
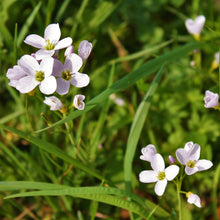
186 192 201 208
139 153 179 196
78 40 92 61
53 53 90 95
15 55 56 95
176 142 213 175
43 96 64 110
185 15 205 36
24 23 72 60
73 94 85 110
6 65 27 88
140 144 157 162
204 90 219 108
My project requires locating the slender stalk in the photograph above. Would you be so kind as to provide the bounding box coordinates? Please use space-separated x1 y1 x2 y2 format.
177 181 182 220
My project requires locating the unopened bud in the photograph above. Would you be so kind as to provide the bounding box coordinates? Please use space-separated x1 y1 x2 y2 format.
168 155 176 164
78 40 92 61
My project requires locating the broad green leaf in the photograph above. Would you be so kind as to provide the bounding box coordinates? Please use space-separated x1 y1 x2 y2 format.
36 41 203 133
124 66 164 194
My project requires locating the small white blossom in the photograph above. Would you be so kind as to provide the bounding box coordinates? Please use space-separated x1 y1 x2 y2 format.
53 53 90 95
176 142 213 175
185 15 205 38
24 23 72 60
204 90 219 108
78 40 92 61
14 55 56 95
43 96 64 111
140 144 157 162
186 192 201 208
139 153 179 196
73 94 85 110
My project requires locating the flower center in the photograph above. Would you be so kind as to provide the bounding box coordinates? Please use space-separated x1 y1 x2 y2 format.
61 70 72 81
187 160 196 168
35 71 45 82
157 171 166 180
44 39 55 50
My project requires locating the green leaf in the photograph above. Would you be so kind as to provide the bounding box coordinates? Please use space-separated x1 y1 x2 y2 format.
36 41 203 133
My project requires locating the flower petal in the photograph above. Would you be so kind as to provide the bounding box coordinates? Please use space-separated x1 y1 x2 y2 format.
56 78 70 95
139 170 157 183
154 179 167 196
24 34 45 48
52 59 64 76
196 159 213 171
55 37 72 50
184 141 194 151
18 55 40 75
151 154 165 171
64 53 83 72
44 23 61 43
40 57 54 77
185 166 199 175
39 76 57 95
165 165 179 181
35 49 55 60
176 148 187 165
16 76 39 93
140 144 157 162
73 94 85 110
187 193 201 208
70 72 90 88
188 143 200 161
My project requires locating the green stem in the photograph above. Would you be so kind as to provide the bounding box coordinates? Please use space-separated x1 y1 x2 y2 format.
177 181 182 220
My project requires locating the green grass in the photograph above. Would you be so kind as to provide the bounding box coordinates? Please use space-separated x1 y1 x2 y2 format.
0 0 219 219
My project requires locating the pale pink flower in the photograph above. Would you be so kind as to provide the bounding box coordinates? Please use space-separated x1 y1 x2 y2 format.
78 40 92 61
186 192 201 208
139 153 179 196
176 142 213 175
185 15 205 36
140 144 157 162
73 94 85 110
43 96 64 111
204 90 219 108
24 23 72 60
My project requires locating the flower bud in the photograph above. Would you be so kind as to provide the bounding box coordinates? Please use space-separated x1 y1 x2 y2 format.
78 40 92 61
73 94 85 110
204 90 219 108
168 155 176 164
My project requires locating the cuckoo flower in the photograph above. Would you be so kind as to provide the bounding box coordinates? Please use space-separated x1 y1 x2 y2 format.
185 15 205 39
176 142 213 175
78 40 93 61
73 94 85 110
53 53 89 95
15 55 56 94
43 96 66 112
186 192 201 208
139 153 179 196
204 90 219 108
24 23 72 60
140 144 157 162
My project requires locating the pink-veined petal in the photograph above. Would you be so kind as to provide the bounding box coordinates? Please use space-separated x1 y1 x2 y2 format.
184 141 194 151
154 179 167 196
39 76 57 95
140 144 157 162
56 78 70 95
18 55 40 75
176 149 187 165
64 53 83 72
24 34 45 48
44 23 61 43
139 170 157 183
188 144 200 161
70 72 90 88
52 59 64 76
16 76 39 93
187 193 201 208
6 65 27 80
165 165 179 181
151 154 165 172
55 37 72 50
196 159 213 171
40 57 54 77
65 45 74 57
35 49 55 60
185 166 199 175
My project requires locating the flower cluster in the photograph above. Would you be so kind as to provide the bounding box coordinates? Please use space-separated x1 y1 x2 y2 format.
6 23 93 111
139 142 213 207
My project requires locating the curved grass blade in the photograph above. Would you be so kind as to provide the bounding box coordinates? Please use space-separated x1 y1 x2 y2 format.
124 65 164 194
0 124 105 182
35 41 202 133
1 182 169 217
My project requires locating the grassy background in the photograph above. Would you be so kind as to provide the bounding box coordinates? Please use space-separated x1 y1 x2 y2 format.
0 0 219 219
